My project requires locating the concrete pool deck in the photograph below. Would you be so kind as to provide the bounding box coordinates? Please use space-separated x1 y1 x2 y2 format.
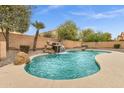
0 49 124 88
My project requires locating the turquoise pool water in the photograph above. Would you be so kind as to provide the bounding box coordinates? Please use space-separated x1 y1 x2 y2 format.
25 50 107 80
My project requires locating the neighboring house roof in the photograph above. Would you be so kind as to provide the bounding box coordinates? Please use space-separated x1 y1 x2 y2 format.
40 29 57 37
117 32 124 41
40 29 57 34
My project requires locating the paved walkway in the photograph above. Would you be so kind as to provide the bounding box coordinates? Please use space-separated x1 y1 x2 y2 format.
97 48 124 53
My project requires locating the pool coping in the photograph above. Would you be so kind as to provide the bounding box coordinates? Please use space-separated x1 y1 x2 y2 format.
30 53 49 60
29 49 113 60
0 49 124 87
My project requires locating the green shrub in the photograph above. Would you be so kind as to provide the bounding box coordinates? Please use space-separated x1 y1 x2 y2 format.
57 20 78 41
114 44 120 49
80 29 111 42
20 45 30 53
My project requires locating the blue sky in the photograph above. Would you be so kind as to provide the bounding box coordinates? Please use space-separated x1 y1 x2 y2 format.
25 5 124 39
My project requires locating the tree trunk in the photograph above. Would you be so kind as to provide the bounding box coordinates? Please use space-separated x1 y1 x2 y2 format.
1 27 7 41
0 27 9 51
33 30 39 51
6 29 9 51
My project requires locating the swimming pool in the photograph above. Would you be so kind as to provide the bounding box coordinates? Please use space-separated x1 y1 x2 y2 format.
25 50 108 80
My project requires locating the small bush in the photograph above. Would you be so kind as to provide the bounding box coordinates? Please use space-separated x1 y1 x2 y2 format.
20 45 30 53
114 44 120 49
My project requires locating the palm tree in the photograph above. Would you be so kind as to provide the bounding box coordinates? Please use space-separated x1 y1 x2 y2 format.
32 21 45 51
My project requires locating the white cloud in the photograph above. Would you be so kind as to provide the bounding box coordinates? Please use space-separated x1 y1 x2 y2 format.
92 13 116 19
70 8 124 19
40 5 63 14
70 12 89 16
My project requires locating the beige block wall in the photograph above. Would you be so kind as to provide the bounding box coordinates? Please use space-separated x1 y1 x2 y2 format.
63 40 81 48
0 32 53 49
1 32 124 49
84 41 124 48
0 33 82 49
0 41 6 60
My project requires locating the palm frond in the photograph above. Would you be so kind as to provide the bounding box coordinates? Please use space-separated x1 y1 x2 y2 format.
32 21 45 30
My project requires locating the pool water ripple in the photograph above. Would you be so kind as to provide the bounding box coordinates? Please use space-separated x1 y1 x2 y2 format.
25 50 108 80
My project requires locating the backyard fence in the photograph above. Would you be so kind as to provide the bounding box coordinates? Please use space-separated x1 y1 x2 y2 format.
83 41 124 48
0 32 82 49
0 32 124 50
0 41 6 60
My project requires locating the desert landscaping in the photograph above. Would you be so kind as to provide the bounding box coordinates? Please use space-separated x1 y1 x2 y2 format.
0 5 124 88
